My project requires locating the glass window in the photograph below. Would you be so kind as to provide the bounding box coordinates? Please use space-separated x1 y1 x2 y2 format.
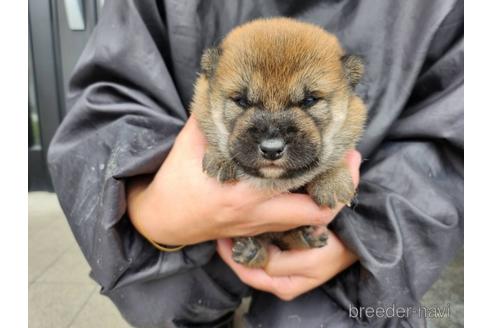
29 35 41 148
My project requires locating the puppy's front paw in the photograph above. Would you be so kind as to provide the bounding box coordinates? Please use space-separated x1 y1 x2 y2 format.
231 237 268 268
307 167 355 209
300 226 329 248
202 152 238 182
276 226 328 250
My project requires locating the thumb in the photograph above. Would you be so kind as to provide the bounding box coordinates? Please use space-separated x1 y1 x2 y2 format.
345 150 362 186
175 115 208 160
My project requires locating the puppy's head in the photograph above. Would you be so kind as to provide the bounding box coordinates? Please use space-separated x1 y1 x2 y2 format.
201 18 363 180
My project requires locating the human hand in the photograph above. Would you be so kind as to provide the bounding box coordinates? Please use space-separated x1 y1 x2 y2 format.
126 115 339 246
216 151 362 300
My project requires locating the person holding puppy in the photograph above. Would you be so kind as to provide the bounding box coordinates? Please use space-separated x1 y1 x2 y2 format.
48 0 463 327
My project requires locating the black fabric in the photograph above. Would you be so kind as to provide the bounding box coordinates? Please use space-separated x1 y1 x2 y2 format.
47 0 463 327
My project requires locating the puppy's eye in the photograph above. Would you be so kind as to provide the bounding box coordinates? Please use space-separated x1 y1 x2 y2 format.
301 96 319 108
231 96 250 109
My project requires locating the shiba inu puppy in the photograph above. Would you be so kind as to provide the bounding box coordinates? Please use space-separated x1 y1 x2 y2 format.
192 18 366 267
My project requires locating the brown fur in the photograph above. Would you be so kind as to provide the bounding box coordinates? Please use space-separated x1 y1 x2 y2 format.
191 18 367 267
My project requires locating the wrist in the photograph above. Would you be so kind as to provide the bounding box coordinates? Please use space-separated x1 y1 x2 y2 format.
127 175 184 247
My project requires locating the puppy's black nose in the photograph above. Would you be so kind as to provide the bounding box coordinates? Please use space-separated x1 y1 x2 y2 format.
259 138 286 160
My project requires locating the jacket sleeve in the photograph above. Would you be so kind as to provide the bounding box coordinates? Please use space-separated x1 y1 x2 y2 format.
47 0 216 293
326 7 463 324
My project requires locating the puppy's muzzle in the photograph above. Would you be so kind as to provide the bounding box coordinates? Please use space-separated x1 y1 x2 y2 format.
259 138 286 160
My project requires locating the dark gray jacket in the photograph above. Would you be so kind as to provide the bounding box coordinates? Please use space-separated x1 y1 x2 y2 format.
47 0 463 327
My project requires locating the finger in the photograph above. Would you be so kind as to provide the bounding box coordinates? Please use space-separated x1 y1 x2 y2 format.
176 115 208 160
217 239 320 301
269 275 319 301
265 231 358 278
252 193 337 228
264 243 324 277
216 239 275 292
223 180 281 201
250 151 363 229
345 150 362 186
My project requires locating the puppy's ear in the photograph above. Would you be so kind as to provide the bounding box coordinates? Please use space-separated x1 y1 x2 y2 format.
341 55 364 89
200 47 222 79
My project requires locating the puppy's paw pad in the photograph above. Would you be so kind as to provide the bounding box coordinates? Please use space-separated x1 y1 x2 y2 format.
202 153 237 182
309 172 355 208
231 238 267 268
336 183 356 206
312 192 337 209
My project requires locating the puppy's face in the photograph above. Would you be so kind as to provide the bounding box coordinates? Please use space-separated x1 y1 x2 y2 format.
202 19 363 180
